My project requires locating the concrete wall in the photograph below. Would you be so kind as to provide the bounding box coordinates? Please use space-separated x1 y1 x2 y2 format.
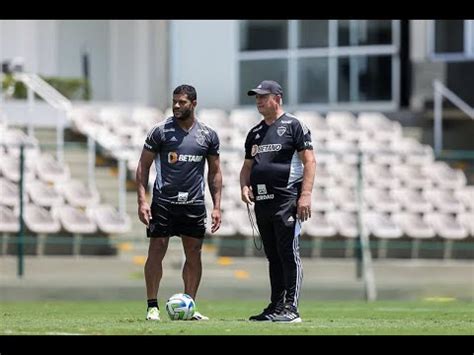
170 20 238 110
409 20 446 110
109 20 169 108
1 20 169 107
57 20 110 101
0 20 56 75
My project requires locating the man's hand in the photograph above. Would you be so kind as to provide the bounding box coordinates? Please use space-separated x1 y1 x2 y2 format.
138 202 152 226
241 186 254 205
297 192 312 222
211 208 221 233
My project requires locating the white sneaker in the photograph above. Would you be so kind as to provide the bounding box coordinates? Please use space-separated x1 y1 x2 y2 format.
146 307 160 321
190 311 209 321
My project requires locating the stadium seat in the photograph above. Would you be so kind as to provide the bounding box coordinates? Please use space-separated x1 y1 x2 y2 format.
392 165 433 189
56 205 98 255
293 111 336 142
313 162 336 188
424 212 468 240
424 188 465 214
422 162 467 189
229 109 261 134
197 108 229 127
26 180 64 208
364 211 404 258
327 163 358 187
35 153 71 185
69 106 103 136
456 212 474 237
0 155 37 183
392 137 434 166
357 112 402 142
0 205 19 255
87 204 131 234
0 205 19 233
363 163 401 189
326 111 367 141
364 211 403 239
0 128 40 158
0 178 28 207
306 212 342 258
391 188 433 213
392 212 436 258
364 187 401 213
312 188 335 212
57 205 97 234
23 204 61 234
358 140 401 166
131 106 164 130
326 186 359 212
455 186 474 211
305 212 337 238
424 212 469 259
57 179 101 208
326 211 359 238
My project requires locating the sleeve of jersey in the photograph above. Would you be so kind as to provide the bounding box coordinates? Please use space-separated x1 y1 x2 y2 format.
244 131 254 160
293 120 313 152
208 131 220 156
144 126 161 153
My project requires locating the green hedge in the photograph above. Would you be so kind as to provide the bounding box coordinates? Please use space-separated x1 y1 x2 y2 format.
2 74 91 100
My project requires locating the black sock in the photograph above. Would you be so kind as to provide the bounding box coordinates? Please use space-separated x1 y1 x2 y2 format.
147 299 158 309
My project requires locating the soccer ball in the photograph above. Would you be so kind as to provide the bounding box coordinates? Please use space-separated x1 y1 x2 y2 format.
165 293 196 320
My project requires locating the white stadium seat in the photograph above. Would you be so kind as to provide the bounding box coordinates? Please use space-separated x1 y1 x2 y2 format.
26 180 64 208
57 205 97 234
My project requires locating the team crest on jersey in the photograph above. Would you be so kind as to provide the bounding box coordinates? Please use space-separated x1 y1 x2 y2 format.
277 126 286 136
196 136 206 146
195 129 208 147
168 151 178 164
251 144 258 157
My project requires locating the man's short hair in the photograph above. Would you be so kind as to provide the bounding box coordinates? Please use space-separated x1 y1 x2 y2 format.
173 84 197 101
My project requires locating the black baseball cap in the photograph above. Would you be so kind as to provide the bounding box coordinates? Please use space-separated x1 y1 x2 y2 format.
247 80 283 97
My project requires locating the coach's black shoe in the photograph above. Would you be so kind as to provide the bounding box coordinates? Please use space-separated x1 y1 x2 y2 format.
271 304 302 323
249 302 283 321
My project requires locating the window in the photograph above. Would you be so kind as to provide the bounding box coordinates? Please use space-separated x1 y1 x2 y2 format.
430 20 474 60
357 20 392 46
338 20 392 46
239 20 399 109
239 59 287 105
337 55 391 102
240 20 288 51
358 55 392 101
434 20 464 53
297 57 329 103
298 20 328 48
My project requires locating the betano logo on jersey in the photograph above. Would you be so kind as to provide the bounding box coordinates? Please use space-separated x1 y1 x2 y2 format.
251 144 282 157
168 152 203 164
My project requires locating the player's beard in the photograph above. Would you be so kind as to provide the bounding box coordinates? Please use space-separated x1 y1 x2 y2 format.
174 107 193 121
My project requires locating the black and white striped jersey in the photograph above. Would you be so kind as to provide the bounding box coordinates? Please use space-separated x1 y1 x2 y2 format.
144 117 220 205
244 112 313 202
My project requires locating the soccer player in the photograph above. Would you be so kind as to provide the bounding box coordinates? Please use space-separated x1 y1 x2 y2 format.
240 80 316 322
136 84 222 321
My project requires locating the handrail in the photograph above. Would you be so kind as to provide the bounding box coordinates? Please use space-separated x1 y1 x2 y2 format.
433 79 474 156
12 72 72 165
13 72 72 112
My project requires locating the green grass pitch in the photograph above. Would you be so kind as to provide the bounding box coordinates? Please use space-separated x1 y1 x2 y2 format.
1 300 472 335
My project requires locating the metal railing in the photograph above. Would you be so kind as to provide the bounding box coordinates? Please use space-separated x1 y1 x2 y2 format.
433 79 474 156
12 72 72 165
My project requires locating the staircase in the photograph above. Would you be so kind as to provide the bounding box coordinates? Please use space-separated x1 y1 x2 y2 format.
33 128 189 263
